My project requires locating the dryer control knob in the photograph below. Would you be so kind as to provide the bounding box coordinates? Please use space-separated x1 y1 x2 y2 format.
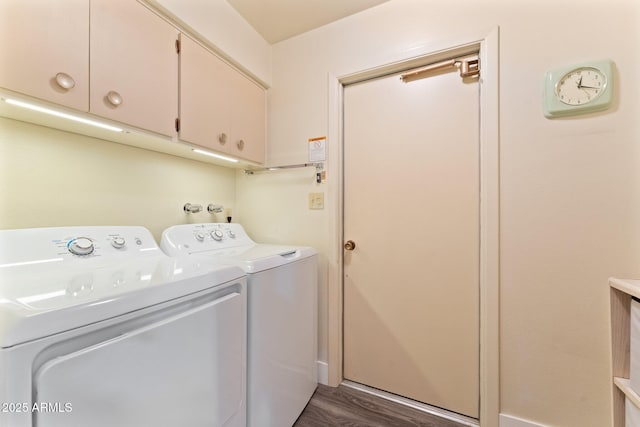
68 237 94 256
111 237 126 249
228 230 236 239
211 230 224 241
195 232 206 241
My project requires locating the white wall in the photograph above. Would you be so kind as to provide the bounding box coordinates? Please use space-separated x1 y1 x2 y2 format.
237 0 640 426
235 167 329 362
0 118 236 241
148 0 272 86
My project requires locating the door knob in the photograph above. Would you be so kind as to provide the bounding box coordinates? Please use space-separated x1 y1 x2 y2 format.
344 240 356 251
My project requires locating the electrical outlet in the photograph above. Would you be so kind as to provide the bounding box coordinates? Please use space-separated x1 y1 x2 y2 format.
309 192 324 210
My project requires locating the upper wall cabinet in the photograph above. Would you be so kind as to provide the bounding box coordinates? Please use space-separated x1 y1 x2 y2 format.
0 0 89 111
229 68 266 164
179 35 265 164
90 0 178 137
0 1 264 165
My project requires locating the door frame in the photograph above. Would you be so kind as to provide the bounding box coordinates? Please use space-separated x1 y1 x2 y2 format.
326 27 500 426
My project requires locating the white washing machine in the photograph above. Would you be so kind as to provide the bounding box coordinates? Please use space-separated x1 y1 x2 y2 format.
0 226 247 427
161 223 317 427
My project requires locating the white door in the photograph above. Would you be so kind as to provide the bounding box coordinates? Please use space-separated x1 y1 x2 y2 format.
343 61 480 418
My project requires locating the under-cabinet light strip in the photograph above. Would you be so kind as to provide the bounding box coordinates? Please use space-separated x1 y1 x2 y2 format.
3 98 124 132
192 149 239 163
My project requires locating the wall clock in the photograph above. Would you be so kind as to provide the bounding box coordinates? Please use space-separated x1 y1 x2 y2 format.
543 59 614 118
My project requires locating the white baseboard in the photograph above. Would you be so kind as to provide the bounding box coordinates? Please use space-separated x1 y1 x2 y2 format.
317 360 329 385
500 414 547 427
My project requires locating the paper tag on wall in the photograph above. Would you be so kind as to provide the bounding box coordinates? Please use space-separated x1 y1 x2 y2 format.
308 136 326 162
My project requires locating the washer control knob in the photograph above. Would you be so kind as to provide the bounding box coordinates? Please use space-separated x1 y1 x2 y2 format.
228 230 236 239
195 231 206 241
68 237 94 256
211 230 224 241
111 237 126 249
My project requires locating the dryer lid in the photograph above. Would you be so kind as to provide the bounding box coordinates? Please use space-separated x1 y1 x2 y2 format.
160 223 317 273
191 244 317 273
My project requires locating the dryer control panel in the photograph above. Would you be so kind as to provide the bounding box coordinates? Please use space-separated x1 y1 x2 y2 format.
161 223 254 255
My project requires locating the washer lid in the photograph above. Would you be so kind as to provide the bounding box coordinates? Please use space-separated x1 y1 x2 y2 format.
0 226 245 348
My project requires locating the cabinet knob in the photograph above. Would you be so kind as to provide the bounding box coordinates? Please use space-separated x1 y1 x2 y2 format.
344 240 356 251
237 139 245 150
55 72 76 90
106 91 123 107
218 133 227 144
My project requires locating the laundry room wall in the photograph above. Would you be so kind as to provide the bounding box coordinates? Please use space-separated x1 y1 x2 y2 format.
235 166 329 371
236 0 640 426
0 118 236 241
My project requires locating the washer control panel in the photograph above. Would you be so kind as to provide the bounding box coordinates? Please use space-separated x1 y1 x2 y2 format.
0 226 159 267
161 223 254 255
58 230 153 259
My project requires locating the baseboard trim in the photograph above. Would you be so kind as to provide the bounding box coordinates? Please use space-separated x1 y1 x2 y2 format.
500 414 547 427
342 380 479 427
317 361 329 385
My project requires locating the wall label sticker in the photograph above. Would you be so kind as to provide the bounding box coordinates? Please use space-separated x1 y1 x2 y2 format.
308 136 326 162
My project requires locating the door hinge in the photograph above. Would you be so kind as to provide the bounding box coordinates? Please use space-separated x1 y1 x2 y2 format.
175 39 181 54
175 118 180 132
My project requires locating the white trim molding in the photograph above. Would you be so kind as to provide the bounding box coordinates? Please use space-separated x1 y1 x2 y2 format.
317 360 329 385
500 414 548 427
326 26 500 427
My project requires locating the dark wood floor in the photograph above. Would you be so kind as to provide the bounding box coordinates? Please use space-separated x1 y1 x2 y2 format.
293 384 471 427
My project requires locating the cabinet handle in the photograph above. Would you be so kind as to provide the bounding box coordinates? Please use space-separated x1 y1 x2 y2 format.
237 139 245 151
55 72 76 90
218 133 227 145
106 91 123 107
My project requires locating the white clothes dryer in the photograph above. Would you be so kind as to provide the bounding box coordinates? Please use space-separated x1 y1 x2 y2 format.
161 223 317 427
0 226 247 427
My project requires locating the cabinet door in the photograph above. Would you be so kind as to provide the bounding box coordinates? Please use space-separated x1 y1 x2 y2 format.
90 0 177 137
0 0 89 111
230 72 266 164
179 35 233 154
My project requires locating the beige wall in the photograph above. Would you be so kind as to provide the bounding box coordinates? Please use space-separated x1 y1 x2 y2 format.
0 118 236 241
235 167 329 363
236 0 640 425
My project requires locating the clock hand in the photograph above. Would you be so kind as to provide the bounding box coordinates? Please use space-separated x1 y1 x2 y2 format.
579 85 600 89
577 76 583 88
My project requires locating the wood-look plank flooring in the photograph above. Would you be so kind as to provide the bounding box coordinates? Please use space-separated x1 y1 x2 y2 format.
293 384 470 427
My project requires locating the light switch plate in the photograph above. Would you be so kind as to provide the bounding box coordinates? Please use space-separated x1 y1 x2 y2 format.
309 192 324 209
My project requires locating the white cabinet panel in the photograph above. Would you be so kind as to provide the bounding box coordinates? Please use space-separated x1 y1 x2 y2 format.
90 0 178 137
179 35 233 153
230 70 266 164
0 0 89 111
180 35 265 164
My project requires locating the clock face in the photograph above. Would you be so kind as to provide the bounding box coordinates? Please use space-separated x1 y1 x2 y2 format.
555 67 607 106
